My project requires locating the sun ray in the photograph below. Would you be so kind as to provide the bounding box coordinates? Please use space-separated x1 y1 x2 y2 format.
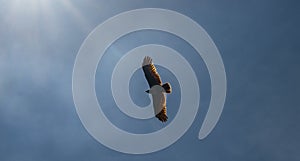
61 0 91 33
2 0 92 49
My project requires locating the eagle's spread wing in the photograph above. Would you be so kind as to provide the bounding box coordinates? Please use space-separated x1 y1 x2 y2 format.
152 91 168 122
142 56 162 88
156 106 168 122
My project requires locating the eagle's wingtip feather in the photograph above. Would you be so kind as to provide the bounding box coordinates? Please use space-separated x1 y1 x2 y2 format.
142 56 152 66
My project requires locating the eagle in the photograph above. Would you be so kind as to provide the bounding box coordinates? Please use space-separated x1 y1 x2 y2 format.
142 56 172 122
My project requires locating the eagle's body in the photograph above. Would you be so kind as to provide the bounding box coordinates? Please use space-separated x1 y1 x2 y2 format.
142 56 172 122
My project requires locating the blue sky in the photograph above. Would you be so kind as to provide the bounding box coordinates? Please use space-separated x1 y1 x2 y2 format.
0 0 299 160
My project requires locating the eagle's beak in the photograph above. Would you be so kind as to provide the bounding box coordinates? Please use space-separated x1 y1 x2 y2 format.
145 90 150 93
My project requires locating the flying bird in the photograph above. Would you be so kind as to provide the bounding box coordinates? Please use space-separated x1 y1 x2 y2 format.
142 56 172 122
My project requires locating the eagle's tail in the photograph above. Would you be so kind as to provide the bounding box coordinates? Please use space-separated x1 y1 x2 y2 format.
162 82 172 93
